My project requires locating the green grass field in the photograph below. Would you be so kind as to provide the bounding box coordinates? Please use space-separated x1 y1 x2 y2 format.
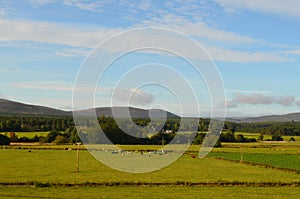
208 152 300 171
0 131 50 138
1 149 299 184
1 142 300 198
237 132 300 141
1 187 300 199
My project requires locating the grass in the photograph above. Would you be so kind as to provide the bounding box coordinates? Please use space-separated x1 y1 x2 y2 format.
208 152 300 171
1 187 300 199
236 132 300 141
1 142 300 198
1 131 300 142
0 148 299 184
0 131 50 138
212 145 300 154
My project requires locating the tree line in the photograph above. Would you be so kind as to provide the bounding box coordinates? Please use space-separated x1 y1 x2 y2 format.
0 115 74 132
1 115 299 145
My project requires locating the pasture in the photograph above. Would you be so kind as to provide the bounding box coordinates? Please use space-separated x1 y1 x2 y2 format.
0 131 49 138
1 187 300 199
237 132 300 141
0 138 300 198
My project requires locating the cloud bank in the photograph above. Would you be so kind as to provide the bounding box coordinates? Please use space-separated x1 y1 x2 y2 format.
215 0 300 18
225 93 296 108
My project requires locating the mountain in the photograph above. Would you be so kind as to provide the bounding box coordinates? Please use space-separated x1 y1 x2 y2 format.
227 113 300 123
0 99 179 119
0 98 70 116
2 98 300 122
75 107 179 119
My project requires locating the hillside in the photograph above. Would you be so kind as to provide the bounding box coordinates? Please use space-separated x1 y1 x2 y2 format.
228 113 300 123
0 98 70 116
75 107 179 119
0 99 179 119
2 98 300 122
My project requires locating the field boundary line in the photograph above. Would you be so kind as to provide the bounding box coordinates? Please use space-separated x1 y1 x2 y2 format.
0 181 300 187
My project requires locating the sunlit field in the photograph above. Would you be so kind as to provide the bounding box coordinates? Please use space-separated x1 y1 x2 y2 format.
0 141 300 198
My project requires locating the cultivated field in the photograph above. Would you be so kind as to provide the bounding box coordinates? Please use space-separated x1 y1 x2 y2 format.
0 131 50 138
0 140 300 198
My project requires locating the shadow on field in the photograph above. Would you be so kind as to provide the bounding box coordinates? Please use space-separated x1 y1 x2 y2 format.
0 193 59 199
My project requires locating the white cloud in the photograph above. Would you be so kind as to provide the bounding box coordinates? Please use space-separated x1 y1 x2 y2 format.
54 48 90 57
29 0 56 6
0 9 7 17
0 18 291 63
284 49 300 55
112 88 155 105
11 81 73 92
227 89 269 94
62 0 109 12
214 0 300 18
225 94 295 108
206 45 289 63
295 100 300 108
142 15 255 44
0 19 121 48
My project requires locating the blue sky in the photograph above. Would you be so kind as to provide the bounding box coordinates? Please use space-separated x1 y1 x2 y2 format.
1 0 300 117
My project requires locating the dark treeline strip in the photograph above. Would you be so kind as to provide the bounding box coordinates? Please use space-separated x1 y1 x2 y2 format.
231 121 300 136
1 115 300 145
0 115 74 132
0 181 300 187
2 114 300 136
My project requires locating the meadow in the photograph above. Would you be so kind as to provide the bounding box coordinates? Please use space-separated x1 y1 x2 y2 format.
0 141 300 198
1 131 300 198
237 132 300 141
1 187 300 199
0 131 49 138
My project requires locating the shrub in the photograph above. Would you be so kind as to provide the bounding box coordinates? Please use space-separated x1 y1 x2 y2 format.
289 137 296 142
272 134 283 141
0 134 10 145
44 130 61 143
235 134 245 142
53 135 68 144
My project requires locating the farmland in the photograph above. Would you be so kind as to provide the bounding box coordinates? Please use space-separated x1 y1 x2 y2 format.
208 152 300 171
0 131 49 138
1 187 300 199
0 141 300 198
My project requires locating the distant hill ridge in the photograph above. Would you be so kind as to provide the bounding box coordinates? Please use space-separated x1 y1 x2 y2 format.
1 98 300 122
0 99 179 119
228 113 300 123
0 98 69 116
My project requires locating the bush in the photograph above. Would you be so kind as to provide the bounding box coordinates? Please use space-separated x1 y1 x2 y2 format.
272 134 283 141
9 132 18 142
220 132 235 142
0 134 10 145
258 133 264 141
44 130 61 143
235 134 245 142
214 138 222 147
289 137 296 142
193 133 205 144
53 135 68 144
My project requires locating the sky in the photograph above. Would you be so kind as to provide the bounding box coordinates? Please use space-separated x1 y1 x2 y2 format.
1 0 300 117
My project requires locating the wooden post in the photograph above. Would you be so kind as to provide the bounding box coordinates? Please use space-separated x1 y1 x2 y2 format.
76 143 80 173
240 146 243 163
